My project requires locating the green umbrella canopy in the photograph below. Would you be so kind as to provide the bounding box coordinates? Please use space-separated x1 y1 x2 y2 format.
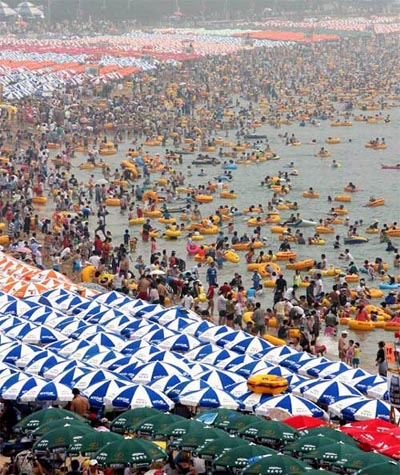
130 413 183 436
354 461 400 475
303 441 362 466
213 443 277 469
33 424 94 452
238 420 298 445
193 437 249 460
171 426 230 451
32 419 89 438
94 438 167 468
111 408 162 433
342 451 391 472
164 418 205 438
300 426 358 446
283 435 338 456
214 412 260 434
195 408 239 426
15 407 87 433
302 470 336 475
68 431 123 457
242 454 311 475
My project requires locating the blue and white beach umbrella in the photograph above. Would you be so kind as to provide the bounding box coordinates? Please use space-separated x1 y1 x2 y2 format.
55 319 91 336
214 330 250 348
0 372 30 394
297 357 331 377
114 361 143 379
134 304 165 319
307 361 352 379
92 290 130 307
259 345 298 364
22 306 66 324
5 322 37 340
157 334 201 353
197 349 238 366
104 383 175 411
147 350 190 368
330 368 371 383
52 366 93 386
147 375 190 394
85 332 126 350
1 376 42 400
0 342 43 365
181 320 214 337
125 361 189 385
279 352 316 372
185 343 221 361
84 350 125 368
52 293 89 311
70 325 107 341
164 317 196 332
177 387 242 410
197 325 236 344
124 344 161 362
102 355 142 371
227 336 273 356
367 382 389 400
20 326 67 345
83 379 129 408
255 393 325 419
351 375 387 394
118 339 151 356
216 354 257 371
24 354 66 376
121 322 162 339
0 316 24 331
101 315 135 333
167 379 211 401
145 327 178 345
254 364 293 378
230 360 274 379
198 369 246 389
53 340 92 358
20 381 73 403
334 398 396 422
0 300 39 317
74 369 129 390
226 381 252 398
302 379 362 405
239 391 273 412
86 309 128 325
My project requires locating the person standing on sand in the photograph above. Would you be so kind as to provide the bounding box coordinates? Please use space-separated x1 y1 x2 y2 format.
338 330 348 362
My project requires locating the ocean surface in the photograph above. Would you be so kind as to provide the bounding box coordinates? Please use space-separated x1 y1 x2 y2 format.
67 98 400 371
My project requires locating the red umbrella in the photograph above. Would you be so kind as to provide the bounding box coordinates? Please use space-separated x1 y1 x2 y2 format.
355 432 400 452
283 415 327 431
380 445 400 460
341 418 398 434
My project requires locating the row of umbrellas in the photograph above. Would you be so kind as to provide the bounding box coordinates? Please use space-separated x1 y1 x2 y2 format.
0 251 395 424
0 1 43 18
13 406 400 474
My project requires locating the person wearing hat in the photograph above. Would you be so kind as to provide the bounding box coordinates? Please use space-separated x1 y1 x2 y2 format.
338 330 348 362
85 460 104 475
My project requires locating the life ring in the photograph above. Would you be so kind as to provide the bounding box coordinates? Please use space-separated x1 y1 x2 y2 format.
224 250 240 264
286 259 314 270
275 251 297 261
345 274 359 283
309 239 326 246
105 198 121 207
129 218 145 225
270 226 288 234
199 226 219 235
247 374 288 395
347 320 375 331
187 242 200 255
158 217 176 225
262 334 286 346
195 195 214 203
366 198 385 207
335 195 352 202
315 226 335 234
164 229 182 239
32 196 48 205
143 210 162 218
79 163 95 170
142 190 158 203
303 191 320 198
219 192 237 199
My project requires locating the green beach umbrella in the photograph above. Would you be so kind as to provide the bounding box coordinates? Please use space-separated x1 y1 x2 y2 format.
213 443 277 469
354 461 400 475
214 412 259 434
94 438 167 468
163 418 205 438
302 470 336 475
68 431 123 457
171 426 230 451
300 426 358 446
238 419 298 445
15 407 86 433
33 424 94 452
283 435 338 456
193 437 249 459
32 418 89 438
242 454 311 475
110 408 162 433
303 441 362 466
130 413 183 436
341 451 390 472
